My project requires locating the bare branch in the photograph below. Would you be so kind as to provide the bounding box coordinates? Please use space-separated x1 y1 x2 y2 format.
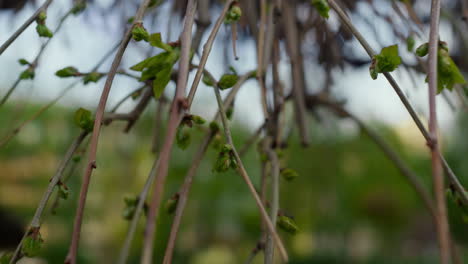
428 1 452 262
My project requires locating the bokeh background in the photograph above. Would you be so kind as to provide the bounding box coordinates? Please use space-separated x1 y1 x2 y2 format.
1 0 468 263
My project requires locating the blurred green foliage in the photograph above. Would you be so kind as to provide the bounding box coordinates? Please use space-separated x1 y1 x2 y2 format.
0 103 467 263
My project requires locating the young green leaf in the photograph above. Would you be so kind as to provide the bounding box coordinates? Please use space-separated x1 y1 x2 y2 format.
225 3 242 24
83 72 104 84
72 155 81 163
202 74 215 87
36 24 53 38
369 45 401 79
37 11 47 22
18 58 30 65
149 33 173 52
71 1 87 15
406 36 415 52
209 121 220 133
226 106 234 120
277 215 299 235
281 168 299 181
311 0 330 19
415 43 429 57
213 144 237 173
435 49 466 93
176 125 191 150
165 194 179 214
218 74 238 90
21 229 43 257
122 196 138 220
149 0 162 8
130 52 172 72
191 115 206 125
56 66 79 78
58 184 69 200
153 65 173 98
132 25 149 42
19 68 35 80
74 108 94 132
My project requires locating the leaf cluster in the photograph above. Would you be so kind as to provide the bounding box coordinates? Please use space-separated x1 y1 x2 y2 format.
130 33 180 98
369 45 402 80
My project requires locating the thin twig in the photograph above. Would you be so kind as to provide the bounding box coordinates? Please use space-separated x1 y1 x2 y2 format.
239 123 266 157
283 1 309 146
0 78 21 107
9 131 88 264
428 1 451 261
328 0 468 207
186 0 234 108
257 0 269 117
151 98 166 153
211 79 288 262
264 138 280 264
0 9 73 107
162 70 253 263
0 0 54 55
162 133 214 264
306 95 437 218
0 42 120 148
141 2 197 263
65 1 153 263
110 85 146 113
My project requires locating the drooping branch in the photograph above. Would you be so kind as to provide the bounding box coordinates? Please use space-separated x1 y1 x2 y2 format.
65 0 153 263
210 73 289 262
162 70 254 263
283 1 309 147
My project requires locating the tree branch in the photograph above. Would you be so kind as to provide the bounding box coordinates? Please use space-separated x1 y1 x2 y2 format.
186 0 234 108
428 1 451 262
211 77 288 262
162 69 254 263
65 1 153 263
141 2 197 263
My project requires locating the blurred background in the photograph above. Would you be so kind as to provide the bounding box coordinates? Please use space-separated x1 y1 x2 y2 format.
0 0 468 263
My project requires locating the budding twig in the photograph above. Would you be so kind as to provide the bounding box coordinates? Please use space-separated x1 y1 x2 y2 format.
65 1 154 263
186 0 234 108
9 131 88 264
328 0 468 208
162 69 253 263
0 0 54 55
210 73 289 262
